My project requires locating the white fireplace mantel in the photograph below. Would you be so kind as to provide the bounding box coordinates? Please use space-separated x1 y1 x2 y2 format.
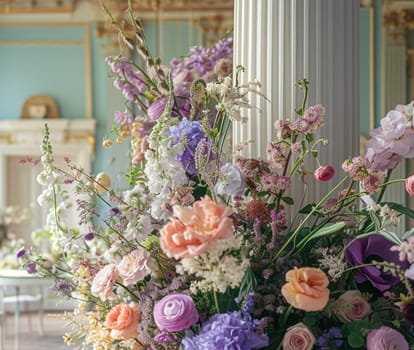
0 118 96 242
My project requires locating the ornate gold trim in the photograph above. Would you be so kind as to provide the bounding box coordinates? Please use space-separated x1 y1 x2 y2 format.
0 40 84 46
0 135 12 144
66 133 96 155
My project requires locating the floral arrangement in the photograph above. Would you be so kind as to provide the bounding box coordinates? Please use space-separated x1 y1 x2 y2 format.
18 8 414 350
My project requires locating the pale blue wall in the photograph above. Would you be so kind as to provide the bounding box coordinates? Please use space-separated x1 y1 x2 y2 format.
0 21 200 177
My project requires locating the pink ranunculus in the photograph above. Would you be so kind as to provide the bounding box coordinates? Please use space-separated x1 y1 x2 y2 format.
366 326 409 350
91 264 119 301
160 196 234 259
282 323 315 350
117 248 154 286
336 290 371 323
406 174 414 196
153 294 199 332
314 165 335 182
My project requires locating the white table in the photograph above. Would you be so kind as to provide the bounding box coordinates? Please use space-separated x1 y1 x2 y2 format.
0 269 53 350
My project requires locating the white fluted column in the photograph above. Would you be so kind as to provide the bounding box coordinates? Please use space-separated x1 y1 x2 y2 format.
233 0 360 195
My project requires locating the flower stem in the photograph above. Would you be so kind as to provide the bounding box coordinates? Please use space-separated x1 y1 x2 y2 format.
272 175 348 262
213 290 221 314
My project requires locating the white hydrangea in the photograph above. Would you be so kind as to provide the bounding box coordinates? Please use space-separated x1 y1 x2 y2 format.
176 236 249 294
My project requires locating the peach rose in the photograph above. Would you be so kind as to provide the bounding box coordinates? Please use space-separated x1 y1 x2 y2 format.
91 264 119 301
281 267 330 311
282 323 315 350
106 302 140 340
336 290 371 323
160 196 234 259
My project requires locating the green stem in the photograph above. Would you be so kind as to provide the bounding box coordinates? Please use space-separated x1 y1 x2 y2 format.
272 176 348 262
213 290 220 314
115 282 140 302
376 169 393 203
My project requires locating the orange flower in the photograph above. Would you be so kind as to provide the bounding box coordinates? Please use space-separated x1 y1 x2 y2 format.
160 196 234 259
281 267 330 311
105 302 140 340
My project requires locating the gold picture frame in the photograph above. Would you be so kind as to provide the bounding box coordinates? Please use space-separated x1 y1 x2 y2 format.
20 94 60 119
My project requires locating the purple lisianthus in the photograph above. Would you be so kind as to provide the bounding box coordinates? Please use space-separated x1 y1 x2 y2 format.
215 163 245 197
366 326 408 350
168 118 214 176
26 262 37 274
181 311 269 350
153 293 199 332
345 234 409 292
16 247 26 258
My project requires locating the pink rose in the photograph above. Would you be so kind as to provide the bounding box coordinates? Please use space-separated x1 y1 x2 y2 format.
405 174 414 196
282 323 315 350
314 165 335 182
117 248 154 286
160 196 234 259
366 326 408 350
91 264 119 301
153 294 199 332
336 290 371 323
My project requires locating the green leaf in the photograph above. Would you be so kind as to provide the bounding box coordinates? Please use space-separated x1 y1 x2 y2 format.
237 268 257 302
347 333 364 348
305 133 314 143
369 211 381 230
311 150 318 158
281 196 294 205
296 222 347 250
302 313 317 327
298 203 315 214
384 201 414 219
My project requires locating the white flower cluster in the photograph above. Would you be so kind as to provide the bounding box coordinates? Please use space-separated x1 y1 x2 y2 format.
144 116 188 220
378 204 400 228
176 236 249 293
317 248 347 282
206 76 261 123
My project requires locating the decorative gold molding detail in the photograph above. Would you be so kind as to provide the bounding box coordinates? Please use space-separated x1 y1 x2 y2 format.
0 134 12 144
0 40 84 46
66 133 95 155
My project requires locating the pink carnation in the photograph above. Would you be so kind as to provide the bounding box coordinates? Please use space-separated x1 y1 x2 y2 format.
117 248 154 286
91 264 119 301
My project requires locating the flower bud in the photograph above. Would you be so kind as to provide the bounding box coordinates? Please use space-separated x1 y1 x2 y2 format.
405 174 414 196
93 172 111 194
314 165 335 182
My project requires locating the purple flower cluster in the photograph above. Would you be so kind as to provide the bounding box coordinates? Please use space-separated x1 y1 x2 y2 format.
366 108 414 171
106 56 147 103
168 118 213 176
181 311 269 350
316 327 344 349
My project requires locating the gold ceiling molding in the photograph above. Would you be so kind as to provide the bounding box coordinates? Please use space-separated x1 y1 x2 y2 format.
0 0 76 14
383 8 414 30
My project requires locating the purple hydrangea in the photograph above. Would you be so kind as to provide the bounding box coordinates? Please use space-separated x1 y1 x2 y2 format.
168 118 213 176
181 311 268 350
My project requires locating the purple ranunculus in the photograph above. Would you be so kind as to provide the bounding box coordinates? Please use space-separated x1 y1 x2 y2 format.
147 96 169 121
84 232 96 241
181 311 269 350
366 326 408 350
154 331 176 344
153 293 199 332
344 234 409 292
168 118 214 176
